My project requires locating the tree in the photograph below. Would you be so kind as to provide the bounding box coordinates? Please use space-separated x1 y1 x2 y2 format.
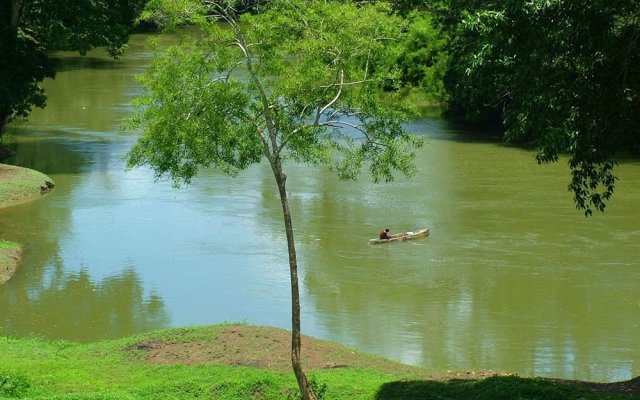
438 0 640 215
396 11 448 102
124 1 422 398
0 0 146 136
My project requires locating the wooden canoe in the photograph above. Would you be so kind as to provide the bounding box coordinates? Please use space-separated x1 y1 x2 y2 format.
369 228 430 245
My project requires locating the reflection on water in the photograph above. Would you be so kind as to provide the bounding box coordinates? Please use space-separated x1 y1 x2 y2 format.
0 33 638 382
297 129 639 381
0 137 169 340
0 268 167 341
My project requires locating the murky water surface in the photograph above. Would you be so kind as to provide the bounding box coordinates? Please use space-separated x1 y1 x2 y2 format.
1 33 638 382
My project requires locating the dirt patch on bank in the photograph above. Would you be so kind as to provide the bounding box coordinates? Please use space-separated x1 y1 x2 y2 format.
128 325 638 395
135 325 436 376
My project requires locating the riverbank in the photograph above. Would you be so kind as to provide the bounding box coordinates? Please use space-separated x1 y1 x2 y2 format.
0 240 21 285
0 324 637 399
0 163 54 284
0 164 54 208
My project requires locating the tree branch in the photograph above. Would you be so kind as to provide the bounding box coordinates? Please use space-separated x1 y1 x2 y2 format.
226 15 281 160
314 69 344 125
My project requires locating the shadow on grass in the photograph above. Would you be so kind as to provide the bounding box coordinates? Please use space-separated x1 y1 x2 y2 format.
375 375 640 400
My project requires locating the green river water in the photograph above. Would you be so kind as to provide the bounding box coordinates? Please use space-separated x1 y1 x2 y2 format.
0 33 638 382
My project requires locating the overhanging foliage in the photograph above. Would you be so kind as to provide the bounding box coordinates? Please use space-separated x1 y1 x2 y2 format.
438 0 639 215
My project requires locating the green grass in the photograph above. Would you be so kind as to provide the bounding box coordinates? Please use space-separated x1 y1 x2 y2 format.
1 334 300 399
0 240 19 250
0 326 637 400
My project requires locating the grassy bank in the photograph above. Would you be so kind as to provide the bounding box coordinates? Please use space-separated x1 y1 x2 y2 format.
0 164 53 209
0 324 637 399
0 163 54 284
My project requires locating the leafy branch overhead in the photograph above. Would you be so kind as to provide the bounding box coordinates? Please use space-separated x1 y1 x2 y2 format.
439 0 640 216
0 0 144 135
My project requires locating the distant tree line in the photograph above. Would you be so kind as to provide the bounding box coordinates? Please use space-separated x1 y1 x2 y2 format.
1 0 637 214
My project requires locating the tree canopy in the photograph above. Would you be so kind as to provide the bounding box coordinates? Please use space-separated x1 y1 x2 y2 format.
0 0 145 136
128 0 421 184
125 0 422 398
437 0 640 215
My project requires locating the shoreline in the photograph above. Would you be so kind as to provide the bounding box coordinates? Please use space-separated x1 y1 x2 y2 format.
0 240 22 285
0 163 54 285
0 324 637 398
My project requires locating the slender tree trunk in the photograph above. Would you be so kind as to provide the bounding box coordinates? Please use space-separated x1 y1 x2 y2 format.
0 0 25 138
272 160 316 400
9 0 25 30
237 11 315 396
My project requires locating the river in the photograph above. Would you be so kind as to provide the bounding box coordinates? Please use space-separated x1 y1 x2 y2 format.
1 33 638 382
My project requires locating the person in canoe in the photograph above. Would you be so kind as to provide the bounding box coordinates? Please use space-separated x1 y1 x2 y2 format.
379 228 391 240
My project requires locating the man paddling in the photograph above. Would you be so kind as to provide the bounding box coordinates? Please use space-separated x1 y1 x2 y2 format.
379 228 390 240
